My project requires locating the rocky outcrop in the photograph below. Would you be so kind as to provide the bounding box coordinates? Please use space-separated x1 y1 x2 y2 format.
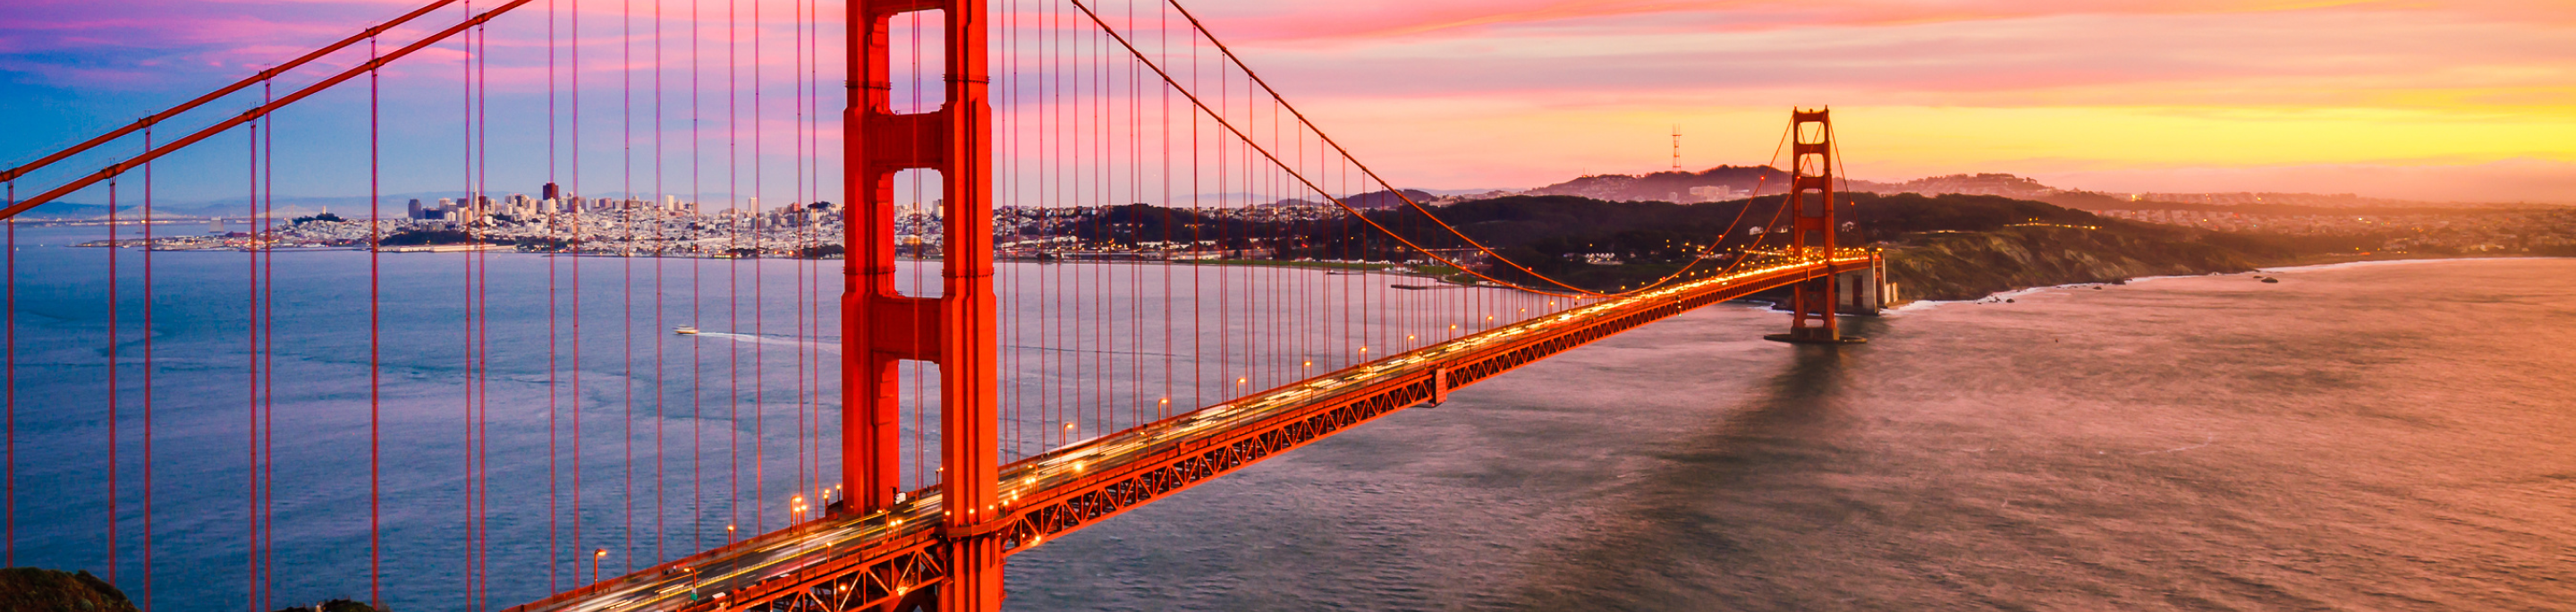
275 599 379 612
0 567 140 612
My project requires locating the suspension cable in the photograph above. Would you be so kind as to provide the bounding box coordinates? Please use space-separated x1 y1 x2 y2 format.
0 0 542 220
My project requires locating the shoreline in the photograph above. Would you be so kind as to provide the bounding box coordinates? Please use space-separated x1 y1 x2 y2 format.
2254 255 2571 273
1885 254 2572 314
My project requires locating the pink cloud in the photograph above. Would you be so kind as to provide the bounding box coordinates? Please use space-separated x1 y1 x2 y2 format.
0 0 835 90
1197 7 2576 115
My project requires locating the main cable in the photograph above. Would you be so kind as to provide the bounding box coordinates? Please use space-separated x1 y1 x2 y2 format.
1065 0 1596 299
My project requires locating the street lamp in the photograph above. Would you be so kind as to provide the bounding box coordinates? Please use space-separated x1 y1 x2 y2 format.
593 548 607 585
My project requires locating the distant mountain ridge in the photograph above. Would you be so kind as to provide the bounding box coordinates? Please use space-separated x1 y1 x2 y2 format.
1510 167 2536 211
1521 166 1786 202
1261 188 1437 209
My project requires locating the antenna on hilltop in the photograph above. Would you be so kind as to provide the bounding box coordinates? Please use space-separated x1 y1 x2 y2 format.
1670 125 1682 171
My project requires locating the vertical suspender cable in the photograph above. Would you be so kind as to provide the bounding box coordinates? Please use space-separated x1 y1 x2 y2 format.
724 0 739 541
1159 0 1174 421
458 8 479 600
789 0 806 523
750 0 765 532
913 6 928 486
457 8 479 600
106 177 120 588
4 183 11 570
366 33 383 608
475 20 495 606
244 111 260 612
999 0 1013 458
544 0 561 591
810 0 826 510
1053 3 1066 446
260 80 275 610
651 0 667 564
1187 27 1199 413
689 0 703 550
1095 21 1107 429
1129 0 1145 429
263 75 278 612
621 0 638 574
570 0 586 580
140 126 156 612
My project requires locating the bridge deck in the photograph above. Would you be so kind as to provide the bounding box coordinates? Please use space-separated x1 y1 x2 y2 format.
508 254 1877 612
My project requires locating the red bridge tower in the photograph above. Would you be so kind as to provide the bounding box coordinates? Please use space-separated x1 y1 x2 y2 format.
1767 108 1870 344
843 0 1004 609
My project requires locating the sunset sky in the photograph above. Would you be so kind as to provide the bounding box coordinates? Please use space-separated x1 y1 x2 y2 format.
3 0 2571 203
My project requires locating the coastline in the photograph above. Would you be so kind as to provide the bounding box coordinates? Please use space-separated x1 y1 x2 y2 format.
1885 254 2573 314
2255 255 2572 273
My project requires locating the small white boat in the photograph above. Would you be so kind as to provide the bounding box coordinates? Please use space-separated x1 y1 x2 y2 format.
674 326 699 335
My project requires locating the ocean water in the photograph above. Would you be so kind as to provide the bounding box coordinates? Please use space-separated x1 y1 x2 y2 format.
1003 258 2576 610
0 221 1551 610
7 219 2572 609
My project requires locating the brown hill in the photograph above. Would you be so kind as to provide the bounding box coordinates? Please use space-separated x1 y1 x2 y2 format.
0 567 140 612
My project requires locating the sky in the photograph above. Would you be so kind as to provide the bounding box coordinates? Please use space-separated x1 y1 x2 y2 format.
3 0 2571 204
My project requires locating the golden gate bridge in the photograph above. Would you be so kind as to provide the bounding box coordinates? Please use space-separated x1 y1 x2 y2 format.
0 0 1882 609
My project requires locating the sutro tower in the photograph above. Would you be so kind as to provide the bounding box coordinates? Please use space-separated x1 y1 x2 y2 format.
1670 125 1682 171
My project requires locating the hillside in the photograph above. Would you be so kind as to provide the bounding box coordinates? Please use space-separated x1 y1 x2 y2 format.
1344 192 2334 300
1521 166 1785 202
1508 167 2528 214
1517 168 2055 204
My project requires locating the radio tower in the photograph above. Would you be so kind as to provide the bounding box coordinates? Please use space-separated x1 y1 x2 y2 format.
1670 125 1682 171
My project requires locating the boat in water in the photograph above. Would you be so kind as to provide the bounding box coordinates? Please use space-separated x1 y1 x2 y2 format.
674 326 699 335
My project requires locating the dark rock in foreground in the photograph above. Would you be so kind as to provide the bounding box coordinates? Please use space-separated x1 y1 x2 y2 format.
273 599 379 612
0 567 140 612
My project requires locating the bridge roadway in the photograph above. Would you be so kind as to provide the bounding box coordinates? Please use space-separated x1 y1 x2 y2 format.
508 252 1879 612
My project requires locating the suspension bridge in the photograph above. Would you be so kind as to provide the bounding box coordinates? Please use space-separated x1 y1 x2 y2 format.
0 0 1883 610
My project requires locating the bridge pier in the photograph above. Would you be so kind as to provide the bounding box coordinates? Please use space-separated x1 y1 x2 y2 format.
1836 260 1885 315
